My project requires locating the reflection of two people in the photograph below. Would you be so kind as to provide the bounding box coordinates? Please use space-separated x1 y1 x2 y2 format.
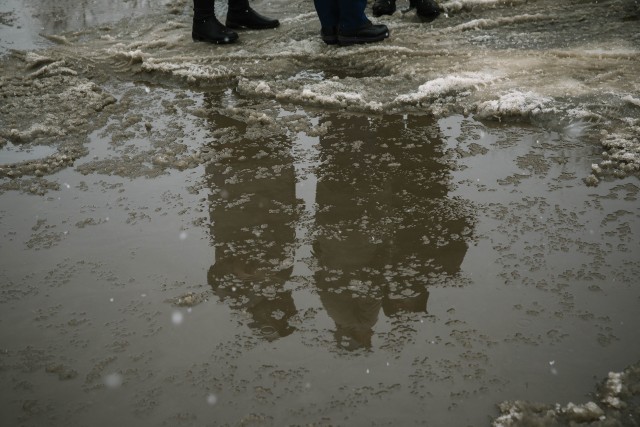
205 104 298 341
205 105 472 349
313 114 471 351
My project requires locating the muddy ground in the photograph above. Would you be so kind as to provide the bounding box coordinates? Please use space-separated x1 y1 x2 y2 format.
1 0 639 425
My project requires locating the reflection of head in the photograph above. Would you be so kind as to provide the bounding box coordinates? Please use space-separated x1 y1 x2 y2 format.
245 293 297 341
208 264 296 340
334 326 374 351
319 289 381 351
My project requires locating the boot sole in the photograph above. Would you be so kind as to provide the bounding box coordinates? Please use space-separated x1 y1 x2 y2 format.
192 32 238 44
322 35 339 45
225 21 280 30
337 32 389 46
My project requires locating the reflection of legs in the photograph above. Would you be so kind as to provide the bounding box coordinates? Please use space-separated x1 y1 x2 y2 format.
203 92 298 342
207 162 297 340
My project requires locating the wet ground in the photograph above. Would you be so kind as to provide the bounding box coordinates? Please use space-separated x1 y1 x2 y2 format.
1 0 639 426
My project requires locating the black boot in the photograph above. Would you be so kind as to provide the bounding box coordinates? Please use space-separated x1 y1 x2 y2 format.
193 14 239 43
372 0 396 17
410 0 441 21
192 0 238 44
338 22 390 46
321 27 338 45
226 0 280 29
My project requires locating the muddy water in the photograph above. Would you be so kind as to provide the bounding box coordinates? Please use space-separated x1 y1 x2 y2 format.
1 0 640 426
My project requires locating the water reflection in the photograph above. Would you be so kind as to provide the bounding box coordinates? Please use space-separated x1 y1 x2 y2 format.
313 115 472 351
205 99 298 341
204 102 474 349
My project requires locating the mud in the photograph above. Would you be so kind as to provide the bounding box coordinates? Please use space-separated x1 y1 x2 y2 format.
1 0 639 426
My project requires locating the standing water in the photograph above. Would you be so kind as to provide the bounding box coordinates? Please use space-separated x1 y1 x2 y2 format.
1 0 639 425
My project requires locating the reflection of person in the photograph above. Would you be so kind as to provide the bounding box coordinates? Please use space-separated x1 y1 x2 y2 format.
192 0 279 44
372 0 441 21
321 290 380 351
312 0 390 46
205 95 297 341
313 114 471 351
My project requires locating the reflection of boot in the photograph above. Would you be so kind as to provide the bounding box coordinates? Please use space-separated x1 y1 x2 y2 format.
192 0 239 44
226 0 280 29
410 0 441 21
372 0 396 17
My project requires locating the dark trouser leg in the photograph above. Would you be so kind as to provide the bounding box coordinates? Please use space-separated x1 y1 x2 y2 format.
313 0 340 30
193 0 216 18
337 0 369 31
335 0 389 45
313 0 340 44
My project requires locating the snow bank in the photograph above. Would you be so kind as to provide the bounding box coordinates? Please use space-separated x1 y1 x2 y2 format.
493 360 640 426
476 90 555 118
394 73 496 104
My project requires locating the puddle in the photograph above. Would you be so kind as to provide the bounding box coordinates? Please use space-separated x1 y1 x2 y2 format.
2 91 639 425
0 142 57 165
0 0 177 56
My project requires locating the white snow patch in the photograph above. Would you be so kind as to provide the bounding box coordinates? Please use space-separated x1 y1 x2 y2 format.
441 0 506 12
7 124 65 142
476 90 554 118
254 81 271 94
141 60 233 82
273 80 383 111
622 95 640 107
106 48 147 63
394 73 496 104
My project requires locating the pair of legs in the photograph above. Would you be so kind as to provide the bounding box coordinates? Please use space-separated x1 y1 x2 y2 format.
192 0 279 44
312 0 390 46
